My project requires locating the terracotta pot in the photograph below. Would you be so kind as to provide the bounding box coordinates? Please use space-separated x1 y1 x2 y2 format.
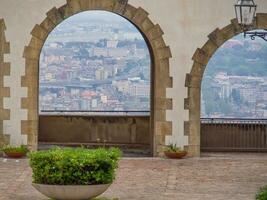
164 151 187 159
4 151 26 158
32 183 111 200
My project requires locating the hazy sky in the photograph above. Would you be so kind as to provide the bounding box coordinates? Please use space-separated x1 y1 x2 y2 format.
66 10 127 23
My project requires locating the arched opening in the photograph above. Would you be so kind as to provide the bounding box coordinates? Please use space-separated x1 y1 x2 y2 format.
38 10 153 155
22 0 172 156
185 14 267 156
201 29 267 152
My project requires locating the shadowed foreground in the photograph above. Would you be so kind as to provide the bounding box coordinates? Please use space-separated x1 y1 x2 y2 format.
1 153 267 200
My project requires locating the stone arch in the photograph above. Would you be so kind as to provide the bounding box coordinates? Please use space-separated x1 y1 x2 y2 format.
184 13 267 157
0 19 10 146
21 0 173 156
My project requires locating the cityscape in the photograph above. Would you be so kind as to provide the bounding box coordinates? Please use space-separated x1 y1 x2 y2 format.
202 31 267 119
39 11 151 115
39 12 267 119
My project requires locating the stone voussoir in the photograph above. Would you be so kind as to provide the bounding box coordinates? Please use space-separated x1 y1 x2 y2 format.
192 48 209 66
66 0 82 15
23 46 41 60
156 46 172 60
185 73 202 88
114 0 130 16
208 28 227 48
141 18 154 32
230 18 242 34
256 13 267 29
46 7 64 25
132 7 149 27
146 24 164 42
31 24 49 42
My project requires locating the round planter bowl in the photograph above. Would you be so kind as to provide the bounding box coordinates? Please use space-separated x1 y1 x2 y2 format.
164 151 187 159
4 152 26 158
32 183 111 200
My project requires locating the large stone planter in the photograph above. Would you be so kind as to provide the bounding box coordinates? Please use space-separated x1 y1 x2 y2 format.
32 183 111 200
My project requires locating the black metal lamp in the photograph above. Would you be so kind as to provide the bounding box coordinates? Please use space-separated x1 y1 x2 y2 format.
235 0 267 41
235 0 257 27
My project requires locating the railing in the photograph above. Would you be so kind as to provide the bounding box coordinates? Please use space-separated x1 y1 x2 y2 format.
200 118 267 152
39 110 150 116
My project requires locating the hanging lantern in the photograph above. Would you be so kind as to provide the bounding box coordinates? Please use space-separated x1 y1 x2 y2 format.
235 0 257 26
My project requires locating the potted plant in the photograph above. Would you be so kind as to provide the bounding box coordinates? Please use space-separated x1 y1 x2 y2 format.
1 145 28 158
30 147 121 200
256 185 267 200
164 144 187 159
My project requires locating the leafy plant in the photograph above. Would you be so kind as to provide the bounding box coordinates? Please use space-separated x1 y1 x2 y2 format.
1 145 28 154
256 185 267 200
165 144 184 153
30 148 121 185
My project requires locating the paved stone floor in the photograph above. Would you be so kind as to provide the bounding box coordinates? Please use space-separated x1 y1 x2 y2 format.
0 153 267 200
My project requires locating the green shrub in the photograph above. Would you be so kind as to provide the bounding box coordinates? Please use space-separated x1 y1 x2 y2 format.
256 186 267 200
1 145 28 154
165 143 184 153
30 148 121 185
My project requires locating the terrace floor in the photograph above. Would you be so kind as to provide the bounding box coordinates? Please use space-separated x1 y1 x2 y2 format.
1 153 267 200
